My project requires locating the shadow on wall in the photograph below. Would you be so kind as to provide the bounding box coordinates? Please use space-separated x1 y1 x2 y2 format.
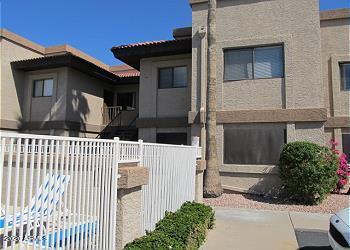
10 67 27 126
246 173 283 197
16 89 90 137
69 90 90 136
221 170 283 197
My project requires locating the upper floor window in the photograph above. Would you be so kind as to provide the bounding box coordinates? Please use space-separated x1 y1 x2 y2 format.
159 66 187 89
33 79 53 97
224 45 284 81
340 63 350 91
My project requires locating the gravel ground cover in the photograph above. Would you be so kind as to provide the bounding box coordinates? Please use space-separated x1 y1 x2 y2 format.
204 193 349 214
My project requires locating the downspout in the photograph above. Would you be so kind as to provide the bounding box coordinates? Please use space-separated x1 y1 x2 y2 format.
198 26 207 159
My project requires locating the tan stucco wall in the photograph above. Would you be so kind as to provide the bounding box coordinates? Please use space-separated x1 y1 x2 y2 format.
192 0 324 111
138 54 191 141
217 121 325 195
138 128 157 142
191 0 327 195
0 29 117 137
10 66 110 137
0 37 43 129
321 17 350 117
23 68 68 123
139 54 191 118
66 67 114 127
320 15 350 153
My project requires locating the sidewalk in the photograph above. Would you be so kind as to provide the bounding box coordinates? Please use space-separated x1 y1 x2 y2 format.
201 207 331 250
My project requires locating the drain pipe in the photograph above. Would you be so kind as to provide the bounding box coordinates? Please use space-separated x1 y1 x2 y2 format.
198 26 207 159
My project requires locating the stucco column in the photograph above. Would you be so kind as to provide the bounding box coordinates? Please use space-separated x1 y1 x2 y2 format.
192 136 205 203
334 128 343 150
195 160 206 203
116 163 149 250
286 122 296 142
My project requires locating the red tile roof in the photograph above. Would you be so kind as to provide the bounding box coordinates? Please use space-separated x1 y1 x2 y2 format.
109 64 139 78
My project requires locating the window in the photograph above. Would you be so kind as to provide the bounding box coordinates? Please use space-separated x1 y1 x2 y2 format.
156 133 187 145
224 45 284 81
159 66 187 89
117 92 136 110
33 79 53 97
224 128 285 165
342 134 350 160
340 63 350 90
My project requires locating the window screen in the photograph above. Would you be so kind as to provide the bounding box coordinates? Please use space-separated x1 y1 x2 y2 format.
173 67 187 87
342 134 350 160
254 46 284 78
224 128 285 164
224 49 253 81
34 80 44 97
43 79 54 96
159 66 187 88
224 45 284 81
341 63 350 90
159 68 173 89
156 133 187 145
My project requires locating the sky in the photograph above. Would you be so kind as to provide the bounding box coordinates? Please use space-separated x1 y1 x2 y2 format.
1 0 349 66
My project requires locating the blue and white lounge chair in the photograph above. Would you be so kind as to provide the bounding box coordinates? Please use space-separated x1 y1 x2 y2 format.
1 174 97 248
0 174 70 229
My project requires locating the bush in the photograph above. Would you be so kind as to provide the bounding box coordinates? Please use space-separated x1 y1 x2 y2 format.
329 140 350 193
279 141 338 204
124 202 214 250
123 231 183 250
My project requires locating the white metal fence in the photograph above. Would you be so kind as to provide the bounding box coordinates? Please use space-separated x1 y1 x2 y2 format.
0 132 201 248
0 133 120 250
140 143 199 232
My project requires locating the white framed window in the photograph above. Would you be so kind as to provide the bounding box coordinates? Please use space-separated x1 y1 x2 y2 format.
224 45 284 81
159 66 187 89
340 63 350 91
33 79 53 97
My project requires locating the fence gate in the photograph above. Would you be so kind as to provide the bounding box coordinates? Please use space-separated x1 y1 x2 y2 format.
140 143 197 232
0 133 119 249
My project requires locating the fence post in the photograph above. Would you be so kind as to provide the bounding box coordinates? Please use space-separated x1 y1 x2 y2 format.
192 136 205 203
138 139 144 166
111 137 120 249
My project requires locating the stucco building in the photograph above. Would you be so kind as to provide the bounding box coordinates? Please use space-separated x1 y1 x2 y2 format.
1 0 349 194
0 29 139 138
112 1 350 194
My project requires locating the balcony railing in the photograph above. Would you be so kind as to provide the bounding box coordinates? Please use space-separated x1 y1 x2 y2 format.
102 106 122 125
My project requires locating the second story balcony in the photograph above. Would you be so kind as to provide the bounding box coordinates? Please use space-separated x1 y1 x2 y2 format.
102 105 122 125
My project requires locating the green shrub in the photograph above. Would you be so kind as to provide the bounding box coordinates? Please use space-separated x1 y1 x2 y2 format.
124 202 214 250
123 231 183 250
279 141 338 204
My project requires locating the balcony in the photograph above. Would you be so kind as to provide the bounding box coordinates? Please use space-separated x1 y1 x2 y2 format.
102 106 122 125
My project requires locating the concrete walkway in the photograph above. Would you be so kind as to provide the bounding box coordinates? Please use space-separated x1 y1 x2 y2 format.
201 207 331 250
